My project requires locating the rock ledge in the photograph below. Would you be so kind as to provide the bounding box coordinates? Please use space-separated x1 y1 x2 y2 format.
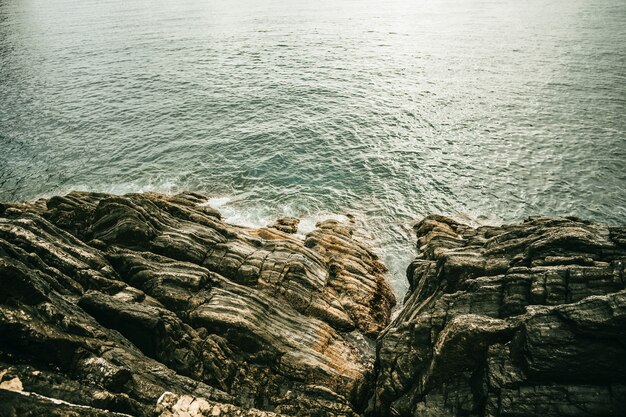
1 193 625 417
373 215 626 417
0 191 395 416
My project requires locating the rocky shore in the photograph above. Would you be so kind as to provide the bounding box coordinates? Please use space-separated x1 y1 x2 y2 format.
373 215 626 416
0 192 624 416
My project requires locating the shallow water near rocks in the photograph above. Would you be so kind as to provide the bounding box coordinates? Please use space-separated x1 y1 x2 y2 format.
1 0 625 298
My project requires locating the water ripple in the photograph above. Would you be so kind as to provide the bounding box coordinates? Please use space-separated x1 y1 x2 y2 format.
1 0 625 298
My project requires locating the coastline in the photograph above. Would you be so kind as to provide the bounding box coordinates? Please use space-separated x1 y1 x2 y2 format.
1 191 625 416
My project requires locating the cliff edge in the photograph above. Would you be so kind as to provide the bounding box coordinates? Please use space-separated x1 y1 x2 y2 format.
373 215 626 416
0 191 394 416
1 193 625 416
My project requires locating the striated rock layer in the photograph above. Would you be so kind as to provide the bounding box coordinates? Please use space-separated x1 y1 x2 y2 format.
373 215 626 417
0 191 395 416
2 191 625 417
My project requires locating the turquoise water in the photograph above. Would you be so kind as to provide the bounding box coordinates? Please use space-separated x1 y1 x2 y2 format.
1 0 625 297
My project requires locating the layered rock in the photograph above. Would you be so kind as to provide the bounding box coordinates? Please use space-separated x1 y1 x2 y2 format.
269 217 300 234
0 191 395 416
3 191 625 417
373 215 626 417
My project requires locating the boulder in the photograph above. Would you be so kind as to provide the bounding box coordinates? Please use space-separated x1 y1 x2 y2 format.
372 215 626 417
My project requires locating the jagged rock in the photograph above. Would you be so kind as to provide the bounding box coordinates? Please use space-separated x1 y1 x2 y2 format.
372 215 626 417
3 192 625 417
0 389 134 417
0 191 395 416
155 391 283 417
0 370 23 392
269 217 300 234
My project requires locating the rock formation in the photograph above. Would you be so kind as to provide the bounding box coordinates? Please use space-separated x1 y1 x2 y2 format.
269 217 300 234
0 191 395 416
1 192 625 417
373 215 626 417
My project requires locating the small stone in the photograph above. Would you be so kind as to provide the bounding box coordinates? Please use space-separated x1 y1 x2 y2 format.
268 217 300 234
0 377 23 392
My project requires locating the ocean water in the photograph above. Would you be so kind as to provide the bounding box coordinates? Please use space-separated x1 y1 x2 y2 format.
1 0 625 298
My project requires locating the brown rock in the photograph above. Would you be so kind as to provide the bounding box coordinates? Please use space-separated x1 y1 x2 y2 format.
0 191 395 416
269 217 300 234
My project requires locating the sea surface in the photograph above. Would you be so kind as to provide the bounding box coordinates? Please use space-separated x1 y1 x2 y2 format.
1 0 625 298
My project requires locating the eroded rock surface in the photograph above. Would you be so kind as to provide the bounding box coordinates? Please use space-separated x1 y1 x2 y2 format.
0 191 395 416
373 215 626 417
2 193 625 417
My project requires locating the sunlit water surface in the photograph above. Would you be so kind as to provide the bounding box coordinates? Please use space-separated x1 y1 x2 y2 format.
2 0 625 298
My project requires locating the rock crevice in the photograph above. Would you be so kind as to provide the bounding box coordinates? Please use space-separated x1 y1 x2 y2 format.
1 194 625 417
372 215 626 417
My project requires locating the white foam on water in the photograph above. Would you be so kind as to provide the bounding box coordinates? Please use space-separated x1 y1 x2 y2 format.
205 196 232 209
202 196 272 229
202 195 353 236
28 185 415 303
222 208 271 229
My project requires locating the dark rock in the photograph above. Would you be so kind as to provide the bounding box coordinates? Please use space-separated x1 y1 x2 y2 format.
2 193 625 417
372 215 626 417
0 191 395 416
